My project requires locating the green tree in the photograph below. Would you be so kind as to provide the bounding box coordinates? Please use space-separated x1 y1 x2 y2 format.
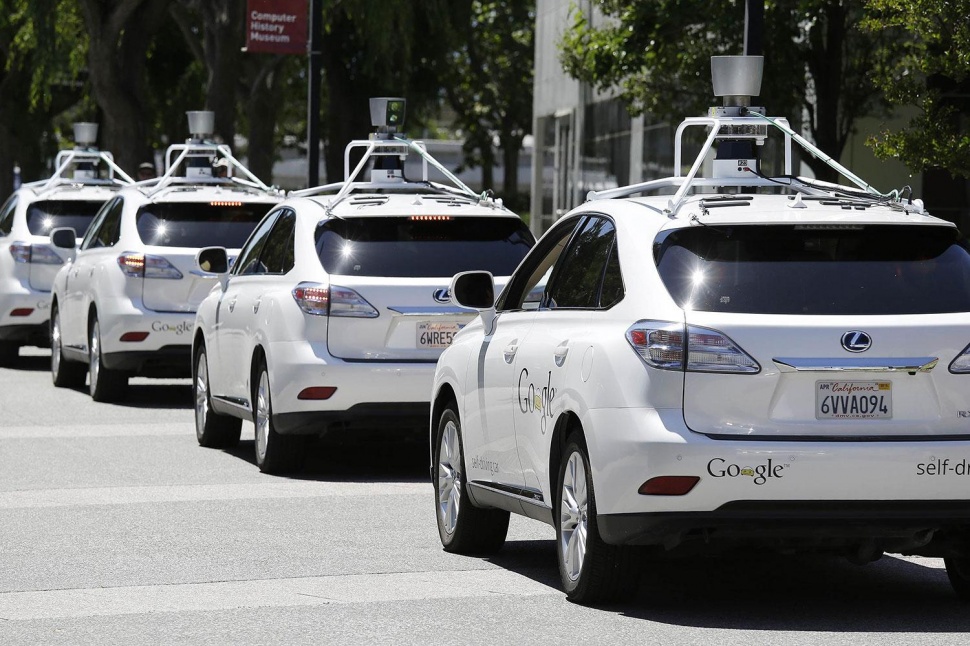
862 0 970 178
445 0 535 212
559 0 890 183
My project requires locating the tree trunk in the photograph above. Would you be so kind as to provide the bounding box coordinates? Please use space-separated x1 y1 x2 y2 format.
246 57 286 184
199 0 244 146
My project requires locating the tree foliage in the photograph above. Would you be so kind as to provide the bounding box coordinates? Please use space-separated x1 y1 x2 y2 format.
862 0 970 177
559 0 891 182
445 0 535 211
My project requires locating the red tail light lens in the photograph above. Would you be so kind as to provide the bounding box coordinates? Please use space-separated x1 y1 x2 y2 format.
626 320 759 374
292 282 330 316
298 387 337 400
117 253 182 279
638 476 700 495
9 243 63 265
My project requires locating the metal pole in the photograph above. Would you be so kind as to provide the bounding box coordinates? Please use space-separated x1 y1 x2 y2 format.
743 0 764 56
307 0 323 187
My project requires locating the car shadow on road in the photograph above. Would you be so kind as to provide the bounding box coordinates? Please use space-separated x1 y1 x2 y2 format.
120 382 193 409
9 353 51 372
223 435 431 483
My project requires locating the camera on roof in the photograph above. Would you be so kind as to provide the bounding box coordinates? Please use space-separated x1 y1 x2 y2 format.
369 98 406 132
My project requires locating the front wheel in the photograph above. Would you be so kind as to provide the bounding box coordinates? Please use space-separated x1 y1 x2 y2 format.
89 316 127 402
253 360 306 474
556 435 638 604
51 306 85 388
434 406 509 553
194 345 241 448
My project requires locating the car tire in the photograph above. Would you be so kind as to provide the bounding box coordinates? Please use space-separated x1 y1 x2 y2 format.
945 557 970 601
89 316 127 402
0 340 19 367
253 359 306 474
51 306 86 388
556 435 638 604
194 344 241 448
434 405 509 554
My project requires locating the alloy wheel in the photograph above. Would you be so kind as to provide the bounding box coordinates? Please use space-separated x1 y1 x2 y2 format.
559 451 589 582
437 419 461 535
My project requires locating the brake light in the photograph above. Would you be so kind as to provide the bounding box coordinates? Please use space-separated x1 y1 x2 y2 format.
9 243 63 265
409 215 453 221
638 476 700 495
950 343 970 373
117 253 183 279
626 320 759 374
10 308 33 317
291 282 380 318
298 387 337 400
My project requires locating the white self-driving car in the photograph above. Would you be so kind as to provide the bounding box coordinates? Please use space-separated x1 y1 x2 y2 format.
0 123 132 365
431 56 970 604
191 98 534 474
50 111 282 401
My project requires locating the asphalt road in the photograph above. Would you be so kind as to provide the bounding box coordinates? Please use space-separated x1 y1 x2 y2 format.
1 348 969 645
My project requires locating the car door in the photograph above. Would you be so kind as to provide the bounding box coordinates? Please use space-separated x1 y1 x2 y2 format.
512 215 622 498
62 197 123 351
463 218 582 498
212 210 281 405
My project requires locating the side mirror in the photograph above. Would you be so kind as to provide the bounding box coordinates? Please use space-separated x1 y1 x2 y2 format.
195 246 229 290
196 246 228 274
50 227 77 250
451 271 497 334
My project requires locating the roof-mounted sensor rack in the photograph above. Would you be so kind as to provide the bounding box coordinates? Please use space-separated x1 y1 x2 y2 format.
291 97 504 214
26 122 136 194
586 56 924 217
141 110 281 198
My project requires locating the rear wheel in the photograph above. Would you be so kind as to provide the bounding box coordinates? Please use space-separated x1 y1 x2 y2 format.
0 340 19 367
434 406 509 553
89 316 127 402
253 360 306 474
194 344 241 447
51 306 85 388
556 435 638 604
945 557 970 601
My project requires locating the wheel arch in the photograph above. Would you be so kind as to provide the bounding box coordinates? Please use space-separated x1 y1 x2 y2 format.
548 410 586 500
249 343 267 401
431 383 458 477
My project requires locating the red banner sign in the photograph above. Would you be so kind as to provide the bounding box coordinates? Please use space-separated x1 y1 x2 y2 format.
246 0 308 55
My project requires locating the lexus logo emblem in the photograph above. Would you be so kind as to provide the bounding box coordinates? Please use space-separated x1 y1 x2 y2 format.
841 331 872 353
433 288 451 304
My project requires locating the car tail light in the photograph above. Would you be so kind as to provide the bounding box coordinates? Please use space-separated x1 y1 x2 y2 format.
298 387 337 400
117 253 183 279
120 332 150 342
291 283 380 318
10 308 33 317
626 320 759 374
950 343 970 373
292 282 330 315
638 476 700 495
9 243 63 265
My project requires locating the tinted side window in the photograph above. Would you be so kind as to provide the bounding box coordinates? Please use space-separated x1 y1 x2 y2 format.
546 217 616 309
233 212 279 276
599 242 624 308
259 209 295 275
82 197 123 250
0 195 17 235
499 217 581 311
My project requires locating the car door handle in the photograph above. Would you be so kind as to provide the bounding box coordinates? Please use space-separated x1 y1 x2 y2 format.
554 345 568 367
503 343 518 364
253 299 260 314
228 298 236 313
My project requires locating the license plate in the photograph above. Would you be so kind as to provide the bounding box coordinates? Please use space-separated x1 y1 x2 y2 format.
816 381 892 419
416 321 464 349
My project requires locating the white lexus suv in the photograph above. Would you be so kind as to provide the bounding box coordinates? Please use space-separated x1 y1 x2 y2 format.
49 111 282 401
191 98 534 473
0 123 132 366
431 57 970 604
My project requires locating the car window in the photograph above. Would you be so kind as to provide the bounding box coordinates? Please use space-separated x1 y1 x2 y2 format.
499 217 581 311
599 242 624 308
546 216 617 309
258 208 296 275
0 195 17 235
655 224 970 314
136 202 269 248
233 211 279 276
26 200 104 237
315 216 534 278
82 196 124 250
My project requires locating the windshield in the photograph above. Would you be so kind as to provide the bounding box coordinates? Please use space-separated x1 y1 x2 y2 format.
655 224 970 315
315 216 535 277
26 200 104 237
136 202 271 248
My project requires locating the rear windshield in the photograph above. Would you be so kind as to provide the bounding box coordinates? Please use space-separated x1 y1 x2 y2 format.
315 216 535 277
26 200 103 237
136 202 270 248
655 224 970 315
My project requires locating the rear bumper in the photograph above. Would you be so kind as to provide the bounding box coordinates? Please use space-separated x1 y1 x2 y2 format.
0 285 51 343
102 345 191 377
275 403 430 435
0 321 50 346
